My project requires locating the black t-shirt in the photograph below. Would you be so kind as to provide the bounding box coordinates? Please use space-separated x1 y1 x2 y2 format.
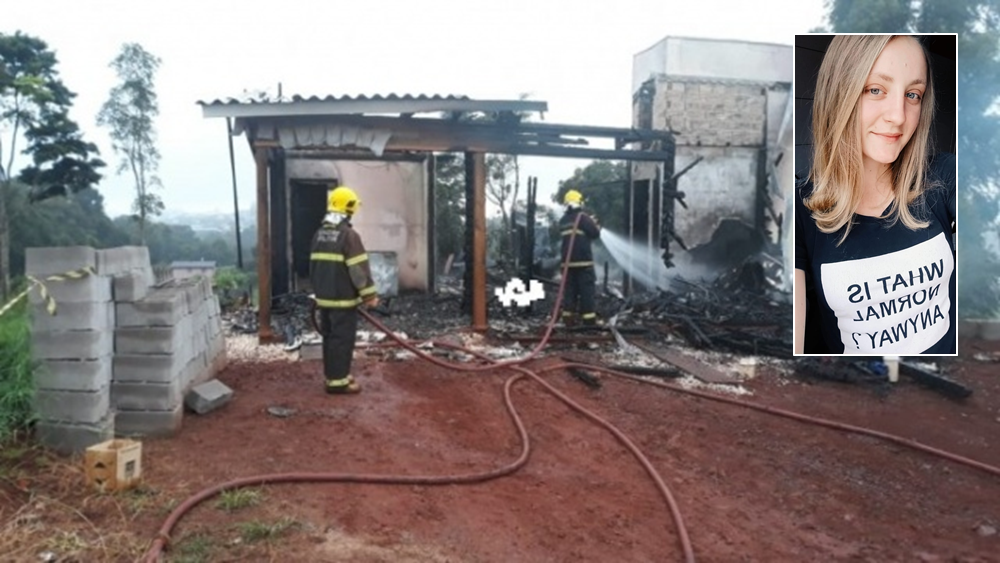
795 153 956 354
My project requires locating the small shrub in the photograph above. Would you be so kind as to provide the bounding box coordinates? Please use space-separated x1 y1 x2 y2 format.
0 297 37 443
235 517 297 543
215 488 263 512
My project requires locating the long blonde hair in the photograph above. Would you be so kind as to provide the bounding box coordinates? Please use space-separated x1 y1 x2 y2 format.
806 35 936 244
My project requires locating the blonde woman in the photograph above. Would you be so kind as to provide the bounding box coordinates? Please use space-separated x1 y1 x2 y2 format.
794 35 956 355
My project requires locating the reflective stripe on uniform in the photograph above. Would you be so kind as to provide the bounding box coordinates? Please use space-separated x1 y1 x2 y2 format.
561 311 576 317
561 228 584 237
358 285 377 297
563 261 594 268
311 252 345 262
326 376 353 387
581 312 597 319
345 253 369 266
315 297 361 308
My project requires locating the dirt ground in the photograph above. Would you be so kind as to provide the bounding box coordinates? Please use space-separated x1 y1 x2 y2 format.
1 335 999 562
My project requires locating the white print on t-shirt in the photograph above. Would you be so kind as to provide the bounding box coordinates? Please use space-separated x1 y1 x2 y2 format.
821 232 953 354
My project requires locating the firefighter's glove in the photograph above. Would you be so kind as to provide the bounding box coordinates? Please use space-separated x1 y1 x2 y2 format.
364 296 380 309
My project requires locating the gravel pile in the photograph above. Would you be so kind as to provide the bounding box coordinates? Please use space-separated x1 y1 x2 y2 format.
225 334 296 363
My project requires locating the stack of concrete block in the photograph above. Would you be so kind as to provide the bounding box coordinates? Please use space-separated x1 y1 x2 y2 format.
25 247 122 454
27 245 228 452
113 274 227 436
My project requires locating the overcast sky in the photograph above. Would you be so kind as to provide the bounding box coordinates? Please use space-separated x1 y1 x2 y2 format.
3 0 824 219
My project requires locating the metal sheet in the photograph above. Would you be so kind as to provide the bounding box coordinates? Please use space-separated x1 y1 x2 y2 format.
369 252 399 298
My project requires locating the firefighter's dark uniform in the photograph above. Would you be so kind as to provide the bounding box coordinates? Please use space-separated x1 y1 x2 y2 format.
559 208 601 325
309 218 377 391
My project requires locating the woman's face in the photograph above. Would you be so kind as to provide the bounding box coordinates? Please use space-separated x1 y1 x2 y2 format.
857 36 927 168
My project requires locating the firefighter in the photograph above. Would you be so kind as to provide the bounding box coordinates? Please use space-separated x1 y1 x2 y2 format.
559 189 602 326
310 186 379 394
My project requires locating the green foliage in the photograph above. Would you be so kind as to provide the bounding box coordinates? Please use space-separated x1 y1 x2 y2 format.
215 488 263 512
434 153 465 272
553 160 629 233
213 266 252 309
112 216 240 268
235 518 297 543
0 30 104 301
0 297 37 443
0 31 104 197
171 533 215 563
827 0 1000 317
97 43 163 244
6 182 129 277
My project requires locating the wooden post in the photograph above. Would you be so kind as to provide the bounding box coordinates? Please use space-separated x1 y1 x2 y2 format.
471 152 487 331
255 146 277 344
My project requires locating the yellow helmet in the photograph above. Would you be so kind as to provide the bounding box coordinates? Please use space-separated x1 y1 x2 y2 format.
328 186 361 215
564 189 584 206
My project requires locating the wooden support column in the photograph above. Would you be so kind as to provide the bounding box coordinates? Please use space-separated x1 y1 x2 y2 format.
255 146 277 344
471 152 488 331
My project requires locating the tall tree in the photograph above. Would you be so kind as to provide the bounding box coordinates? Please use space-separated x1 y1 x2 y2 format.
553 160 629 233
821 0 1000 316
97 43 163 246
0 31 104 300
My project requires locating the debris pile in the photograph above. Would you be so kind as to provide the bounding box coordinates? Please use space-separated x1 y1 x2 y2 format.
630 260 793 359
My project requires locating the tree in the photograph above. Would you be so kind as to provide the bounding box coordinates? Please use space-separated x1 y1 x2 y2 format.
553 160 629 233
485 152 520 263
433 153 465 273
97 43 163 246
0 31 104 301
823 0 1000 316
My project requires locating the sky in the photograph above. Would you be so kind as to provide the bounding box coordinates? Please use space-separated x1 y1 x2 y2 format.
2 0 826 220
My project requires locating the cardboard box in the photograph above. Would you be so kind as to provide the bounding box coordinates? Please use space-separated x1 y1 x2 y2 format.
84 439 142 492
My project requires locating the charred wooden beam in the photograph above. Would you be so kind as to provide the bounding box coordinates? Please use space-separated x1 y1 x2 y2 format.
900 362 972 400
471 152 488 331
255 146 278 344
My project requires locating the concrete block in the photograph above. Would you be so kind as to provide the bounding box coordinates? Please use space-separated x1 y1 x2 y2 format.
179 357 198 389
183 284 203 315
36 415 114 455
115 288 187 327
115 325 187 355
113 354 184 383
29 275 112 305
25 246 97 277
34 386 110 424
32 330 113 361
31 301 114 332
208 296 221 318
184 380 233 415
35 357 113 392
115 404 183 437
112 380 182 411
96 247 150 276
113 271 151 303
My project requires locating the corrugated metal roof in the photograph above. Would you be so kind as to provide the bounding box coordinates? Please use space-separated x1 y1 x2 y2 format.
197 93 471 106
198 93 548 120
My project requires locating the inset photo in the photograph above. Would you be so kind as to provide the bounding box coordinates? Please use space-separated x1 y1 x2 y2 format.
793 34 957 355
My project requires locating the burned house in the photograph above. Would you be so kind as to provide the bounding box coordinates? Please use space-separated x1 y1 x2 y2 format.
199 94 676 341
631 36 793 278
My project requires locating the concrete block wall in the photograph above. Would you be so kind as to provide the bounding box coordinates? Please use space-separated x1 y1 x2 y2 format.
654 78 766 147
113 275 227 436
26 246 227 453
27 247 116 454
